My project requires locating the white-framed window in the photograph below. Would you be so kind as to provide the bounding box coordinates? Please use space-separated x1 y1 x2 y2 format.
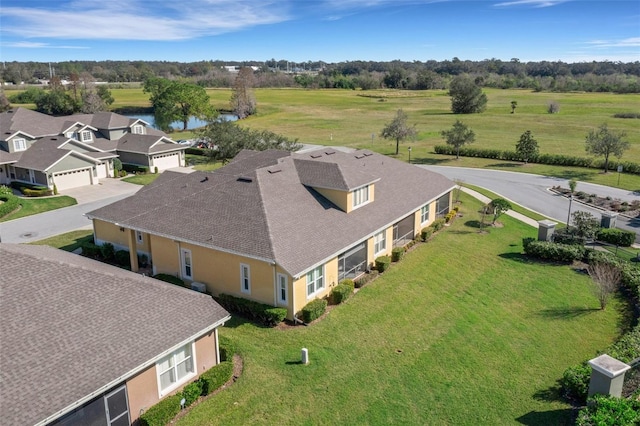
240 263 251 294
66 131 78 139
421 204 430 225
181 248 192 280
352 185 370 209
156 342 195 396
277 273 288 305
13 138 27 151
132 124 144 134
374 230 386 255
306 266 324 298
136 231 143 244
81 130 92 142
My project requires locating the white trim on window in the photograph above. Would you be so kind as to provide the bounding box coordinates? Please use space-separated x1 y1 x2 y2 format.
181 248 193 280
306 266 324 298
240 263 251 294
420 204 430 225
132 124 144 134
13 138 27 151
352 185 370 209
277 273 288 305
80 130 92 142
156 342 196 397
374 230 387 255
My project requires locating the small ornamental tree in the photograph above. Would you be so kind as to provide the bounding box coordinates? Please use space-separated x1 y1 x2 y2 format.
587 262 621 310
380 109 417 155
489 198 512 224
441 120 475 159
571 211 600 241
515 130 539 164
584 123 629 173
510 101 517 114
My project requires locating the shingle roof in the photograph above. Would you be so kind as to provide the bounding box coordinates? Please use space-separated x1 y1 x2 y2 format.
87 149 455 277
0 108 59 139
117 134 186 154
294 158 379 191
13 136 99 171
0 243 230 426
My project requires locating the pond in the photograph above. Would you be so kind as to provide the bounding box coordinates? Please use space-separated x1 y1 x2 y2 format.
122 113 238 131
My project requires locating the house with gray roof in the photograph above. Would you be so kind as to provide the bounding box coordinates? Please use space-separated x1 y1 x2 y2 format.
0 107 186 192
87 148 455 319
0 243 230 426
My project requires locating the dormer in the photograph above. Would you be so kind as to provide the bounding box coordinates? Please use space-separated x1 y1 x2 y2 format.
62 122 98 144
294 152 379 213
3 131 36 153
131 123 145 135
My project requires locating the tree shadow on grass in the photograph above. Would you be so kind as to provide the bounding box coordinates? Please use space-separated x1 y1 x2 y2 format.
498 252 533 263
485 162 524 169
515 408 574 426
537 307 600 319
542 170 593 181
412 157 452 165
464 220 491 230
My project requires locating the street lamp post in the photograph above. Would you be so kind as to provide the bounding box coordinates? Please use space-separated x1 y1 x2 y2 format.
566 194 573 226
408 146 412 164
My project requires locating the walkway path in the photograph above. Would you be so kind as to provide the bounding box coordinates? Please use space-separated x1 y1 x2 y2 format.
460 187 540 228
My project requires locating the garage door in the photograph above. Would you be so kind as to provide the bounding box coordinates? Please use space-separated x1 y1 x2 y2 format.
96 162 109 179
152 153 181 171
53 168 92 190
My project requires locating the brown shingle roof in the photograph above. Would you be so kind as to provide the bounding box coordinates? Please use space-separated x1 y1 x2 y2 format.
0 243 230 426
117 134 186 154
0 108 59 139
88 149 455 277
14 136 99 171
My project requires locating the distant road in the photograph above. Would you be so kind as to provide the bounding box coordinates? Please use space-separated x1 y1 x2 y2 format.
421 166 640 243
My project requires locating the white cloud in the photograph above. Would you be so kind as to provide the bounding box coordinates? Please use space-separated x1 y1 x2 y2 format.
585 37 640 49
1 0 291 41
0 41 88 49
493 0 568 8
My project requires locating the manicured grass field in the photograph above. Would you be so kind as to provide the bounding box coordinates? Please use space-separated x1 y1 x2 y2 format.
0 195 76 222
177 193 622 426
30 229 93 252
121 173 159 185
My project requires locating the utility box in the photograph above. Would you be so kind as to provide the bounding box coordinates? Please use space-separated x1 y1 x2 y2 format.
587 354 630 398
537 220 557 241
600 211 618 229
190 282 207 293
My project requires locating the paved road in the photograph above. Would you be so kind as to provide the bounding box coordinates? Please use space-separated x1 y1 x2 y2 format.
422 166 640 242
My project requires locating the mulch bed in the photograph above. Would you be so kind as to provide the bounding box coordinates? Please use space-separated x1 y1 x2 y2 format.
551 186 640 218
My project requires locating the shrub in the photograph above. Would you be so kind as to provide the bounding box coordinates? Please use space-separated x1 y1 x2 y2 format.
114 250 131 267
122 163 149 174
330 280 354 304
597 228 636 247
200 360 234 396
138 394 181 426
420 227 433 242
80 241 101 258
53 184 58 195
181 380 203 407
100 242 115 260
391 247 405 262
0 194 19 218
553 228 587 246
445 210 457 223
154 166 159 174
576 395 640 426
375 255 391 273
560 363 591 402
431 218 446 231
354 270 378 288
523 240 585 263
153 273 187 287
300 298 327 323
218 335 236 362
216 294 286 327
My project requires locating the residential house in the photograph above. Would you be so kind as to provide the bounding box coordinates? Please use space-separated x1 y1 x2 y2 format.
0 243 230 426
87 148 455 320
0 108 186 191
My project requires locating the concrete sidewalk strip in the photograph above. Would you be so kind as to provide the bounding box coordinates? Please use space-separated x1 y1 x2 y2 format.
460 187 540 228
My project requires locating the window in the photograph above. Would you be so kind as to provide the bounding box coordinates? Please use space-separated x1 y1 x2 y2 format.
136 231 143 244
156 343 195 396
436 193 450 218
181 249 192 280
352 185 370 209
66 131 78 139
81 130 92 142
277 273 288 305
132 125 144 134
421 204 430 225
306 266 324 297
240 264 250 294
374 230 386 255
13 138 27 151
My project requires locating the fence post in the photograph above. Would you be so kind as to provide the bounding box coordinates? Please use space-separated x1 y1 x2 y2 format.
587 354 631 398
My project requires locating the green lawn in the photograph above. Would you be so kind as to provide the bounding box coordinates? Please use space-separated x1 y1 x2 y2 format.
178 193 623 426
121 173 160 185
0 195 76 222
30 229 93 252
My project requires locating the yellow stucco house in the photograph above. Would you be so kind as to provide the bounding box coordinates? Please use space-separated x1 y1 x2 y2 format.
87 148 455 319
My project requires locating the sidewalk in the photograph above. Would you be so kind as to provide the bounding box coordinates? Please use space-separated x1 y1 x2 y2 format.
460 187 540 228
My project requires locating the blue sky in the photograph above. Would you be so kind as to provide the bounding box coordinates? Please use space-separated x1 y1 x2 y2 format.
1 0 638 63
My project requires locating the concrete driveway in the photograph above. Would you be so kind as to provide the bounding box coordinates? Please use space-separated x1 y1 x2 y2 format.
61 178 141 204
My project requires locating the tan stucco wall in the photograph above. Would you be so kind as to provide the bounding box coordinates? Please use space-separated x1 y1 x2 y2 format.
93 220 131 250
292 257 339 316
195 331 219 372
315 187 348 212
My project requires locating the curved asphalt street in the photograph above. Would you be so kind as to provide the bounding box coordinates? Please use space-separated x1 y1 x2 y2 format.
421 166 640 243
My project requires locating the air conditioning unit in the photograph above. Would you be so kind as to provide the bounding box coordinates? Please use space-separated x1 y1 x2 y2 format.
190 282 206 293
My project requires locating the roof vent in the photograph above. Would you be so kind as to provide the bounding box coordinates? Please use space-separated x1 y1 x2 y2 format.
310 154 322 159
363 152 373 157
200 176 209 183
325 150 335 155
268 168 281 174
237 176 253 183
354 154 365 159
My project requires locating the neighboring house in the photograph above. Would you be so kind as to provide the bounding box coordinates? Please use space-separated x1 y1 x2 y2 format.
0 243 230 426
0 108 186 191
87 148 455 320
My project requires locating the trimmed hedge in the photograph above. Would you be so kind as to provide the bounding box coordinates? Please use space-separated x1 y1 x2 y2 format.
153 274 187 288
375 255 391 273
138 394 182 426
80 241 101 258
114 250 131 267
218 335 237 362
181 380 203 407
217 294 286 327
597 228 636 247
122 163 150 174
354 270 378 288
200 360 234 396
576 395 640 426
391 247 405 262
330 280 354 305
10 181 53 197
434 145 640 175
431 218 446 232
522 238 586 263
300 298 327 323
0 194 20 218
420 227 434 242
